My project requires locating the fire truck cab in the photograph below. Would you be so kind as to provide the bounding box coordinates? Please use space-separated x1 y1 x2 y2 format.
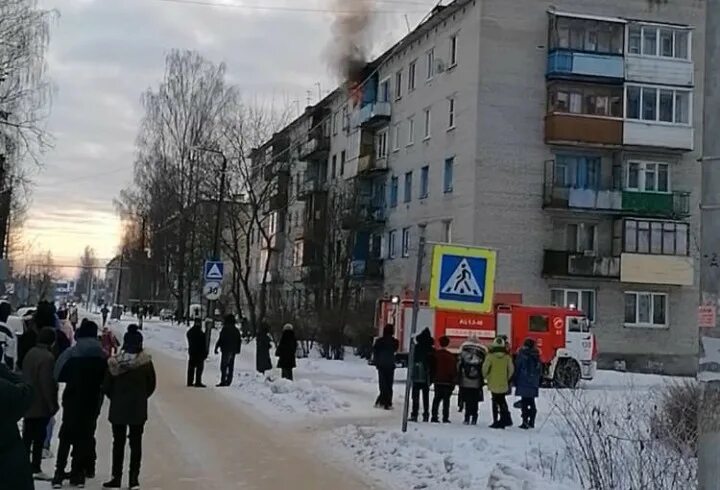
375 298 596 388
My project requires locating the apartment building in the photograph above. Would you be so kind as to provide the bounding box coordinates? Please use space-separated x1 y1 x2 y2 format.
249 0 705 375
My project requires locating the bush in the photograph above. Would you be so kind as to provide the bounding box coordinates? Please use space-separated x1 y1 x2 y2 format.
649 380 699 455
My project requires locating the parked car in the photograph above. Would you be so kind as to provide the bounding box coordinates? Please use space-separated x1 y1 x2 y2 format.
159 308 174 321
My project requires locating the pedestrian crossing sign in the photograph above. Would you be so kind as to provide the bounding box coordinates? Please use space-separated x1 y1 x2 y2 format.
429 244 497 313
204 261 225 282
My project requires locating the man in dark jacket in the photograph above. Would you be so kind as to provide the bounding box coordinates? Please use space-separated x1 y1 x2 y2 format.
431 336 457 423
52 320 107 488
276 323 297 380
102 326 156 489
373 324 399 410
409 328 435 422
22 327 59 480
186 319 208 387
0 363 34 490
214 314 242 387
514 338 542 429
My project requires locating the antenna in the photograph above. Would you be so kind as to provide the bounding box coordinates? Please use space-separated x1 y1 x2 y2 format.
306 90 312 106
404 14 411 33
315 82 322 102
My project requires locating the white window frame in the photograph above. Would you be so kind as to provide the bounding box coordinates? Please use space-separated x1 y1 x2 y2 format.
401 227 411 257
408 59 417 91
550 288 596 322
626 24 692 61
407 116 415 145
426 48 435 80
449 33 458 67
395 70 403 100
332 112 338 135
392 123 400 152
624 291 668 329
379 77 391 103
566 223 597 253
423 108 431 140
293 240 303 267
388 230 397 259
625 84 692 126
447 97 456 129
442 220 453 243
625 161 671 193
342 106 349 131
376 130 388 159
420 165 429 199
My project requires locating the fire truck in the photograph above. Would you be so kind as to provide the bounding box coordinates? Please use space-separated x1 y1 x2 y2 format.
375 297 597 388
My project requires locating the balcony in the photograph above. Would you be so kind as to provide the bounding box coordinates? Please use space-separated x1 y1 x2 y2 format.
297 178 327 201
547 50 624 81
623 121 694 151
350 259 384 279
620 253 694 286
625 56 693 87
298 135 330 161
357 102 391 129
357 154 388 175
268 191 288 211
543 250 620 279
621 191 690 218
545 114 623 146
341 205 385 230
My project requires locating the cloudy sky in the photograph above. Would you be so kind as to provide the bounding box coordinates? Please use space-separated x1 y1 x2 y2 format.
23 0 437 265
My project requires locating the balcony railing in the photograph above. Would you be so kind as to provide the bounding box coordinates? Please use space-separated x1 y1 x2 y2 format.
298 136 330 161
297 177 327 201
357 154 388 175
341 205 385 230
357 102 391 129
545 113 623 146
350 259 384 279
543 250 620 279
547 50 624 80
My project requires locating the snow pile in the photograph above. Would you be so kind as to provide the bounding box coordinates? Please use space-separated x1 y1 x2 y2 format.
486 463 576 490
233 373 351 415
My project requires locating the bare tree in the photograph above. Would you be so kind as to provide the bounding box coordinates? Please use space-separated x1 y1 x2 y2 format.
76 245 97 298
27 250 56 302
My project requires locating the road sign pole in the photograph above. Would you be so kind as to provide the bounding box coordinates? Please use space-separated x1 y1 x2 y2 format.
402 230 426 433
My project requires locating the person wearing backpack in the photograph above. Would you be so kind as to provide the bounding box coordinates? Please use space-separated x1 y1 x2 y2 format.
408 328 434 422
457 336 485 425
482 336 514 429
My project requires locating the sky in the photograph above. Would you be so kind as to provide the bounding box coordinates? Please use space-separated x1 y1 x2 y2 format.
21 0 438 266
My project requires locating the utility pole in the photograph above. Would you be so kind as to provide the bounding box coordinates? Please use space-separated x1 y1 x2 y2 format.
698 1 720 487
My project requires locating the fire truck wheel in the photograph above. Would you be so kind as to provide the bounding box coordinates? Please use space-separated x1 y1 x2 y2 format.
554 359 581 389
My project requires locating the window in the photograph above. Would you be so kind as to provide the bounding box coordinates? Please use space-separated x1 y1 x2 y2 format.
408 60 417 91
426 48 434 80
548 83 623 117
550 288 596 322
332 112 338 135
388 230 397 259
566 223 596 253
342 106 349 131
331 154 337 178
552 17 623 54
448 97 456 129
449 33 458 66
293 241 303 267
626 161 669 192
395 70 402 100
402 227 410 257
340 150 346 176
443 157 454 193
407 116 415 145
628 24 691 60
423 108 431 139
379 78 391 103
392 124 400 151
404 171 412 203
442 220 453 243
420 165 429 199
625 292 667 328
623 219 689 256
529 316 549 333
554 155 600 189
376 131 388 159
389 176 398 208
626 85 691 124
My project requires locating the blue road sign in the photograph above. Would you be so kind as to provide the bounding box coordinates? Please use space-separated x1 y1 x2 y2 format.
204 261 224 282
429 245 497 313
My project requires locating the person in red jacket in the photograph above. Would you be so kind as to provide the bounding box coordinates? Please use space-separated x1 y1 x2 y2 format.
431 336 458 423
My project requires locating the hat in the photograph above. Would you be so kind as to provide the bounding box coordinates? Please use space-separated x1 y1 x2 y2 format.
523 337 536 349
492 336 506 348
283 323 294 331
37 327 56 346
123 329 144 354
465 334 481 345
76 320 98 339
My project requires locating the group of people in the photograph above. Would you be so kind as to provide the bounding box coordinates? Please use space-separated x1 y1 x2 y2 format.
185 317 299 388
374 325 543 430
0 300 156 490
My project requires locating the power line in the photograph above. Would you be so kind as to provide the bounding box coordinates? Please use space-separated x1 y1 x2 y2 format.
153 0 428 14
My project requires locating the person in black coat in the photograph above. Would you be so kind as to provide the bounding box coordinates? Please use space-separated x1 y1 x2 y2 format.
373 324 399 410
52 320 107 487
276 323 297 380
0 363 34 490
186 319 207 388
514 338 543 429
409 328 435 422
214 314 242 387
256 321 273 374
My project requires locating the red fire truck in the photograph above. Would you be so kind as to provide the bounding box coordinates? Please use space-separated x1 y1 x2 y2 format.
375 297 597 388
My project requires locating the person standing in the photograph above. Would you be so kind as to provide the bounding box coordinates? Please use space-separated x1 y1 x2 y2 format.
68 306 79 331
514 338 542 429
256 321 273 374
21 327 59 480
409 328 434 422
0 301 15 369
102 326 156 490
101 326 120 358
430 336 457 424
101 305 110 327
0 363 35 490
483 336 514 429
214 315 242 387
373 324 399 410
276 323 297 380
52 320 107 488
186 319 207 387
457 336 485 425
